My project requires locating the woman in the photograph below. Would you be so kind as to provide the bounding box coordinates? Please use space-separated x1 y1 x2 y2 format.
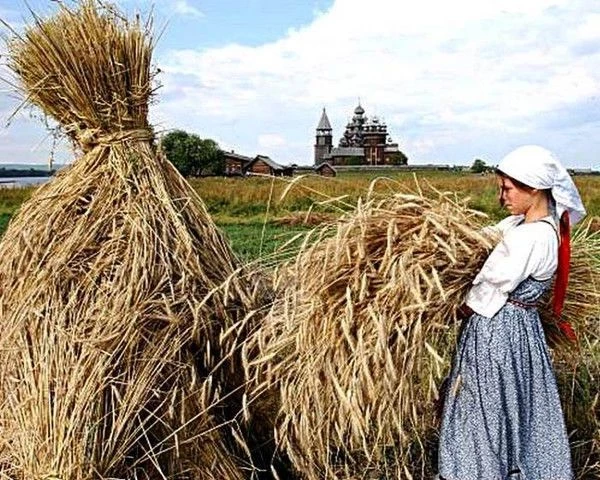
437 145 586 480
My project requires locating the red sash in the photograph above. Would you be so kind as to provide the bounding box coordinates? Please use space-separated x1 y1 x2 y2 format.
553 211 577 343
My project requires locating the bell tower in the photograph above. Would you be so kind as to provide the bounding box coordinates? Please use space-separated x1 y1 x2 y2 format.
314 108 333 165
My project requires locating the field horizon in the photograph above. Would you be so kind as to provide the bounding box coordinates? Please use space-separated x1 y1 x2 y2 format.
1 170 599 261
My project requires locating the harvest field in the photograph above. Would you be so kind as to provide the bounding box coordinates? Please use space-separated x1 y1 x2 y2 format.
2 170 600 260
1 168 599 478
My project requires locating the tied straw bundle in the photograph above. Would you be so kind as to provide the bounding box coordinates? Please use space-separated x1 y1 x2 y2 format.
245 185 600 479
0 1 270 478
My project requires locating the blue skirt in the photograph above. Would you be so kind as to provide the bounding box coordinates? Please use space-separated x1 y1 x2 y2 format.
438 278 572 480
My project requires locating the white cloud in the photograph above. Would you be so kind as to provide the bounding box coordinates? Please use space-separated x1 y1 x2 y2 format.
153 0 600 166
3 0 592 166
258 134 286 149
172 1 203 18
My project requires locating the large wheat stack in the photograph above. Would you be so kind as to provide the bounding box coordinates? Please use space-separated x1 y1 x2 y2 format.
0 1 269 478
246 186 600 479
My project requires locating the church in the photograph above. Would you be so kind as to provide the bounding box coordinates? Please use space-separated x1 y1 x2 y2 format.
314 103 407 166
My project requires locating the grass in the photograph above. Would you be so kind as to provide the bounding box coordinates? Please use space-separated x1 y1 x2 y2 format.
219 222 312 263
2 172 600 261
0 214 12 235
191 172 600 224
0 186 34 215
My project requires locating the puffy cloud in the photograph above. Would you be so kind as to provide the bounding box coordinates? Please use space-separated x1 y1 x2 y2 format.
171 1 203 18
258 134 286 149
2 0 599 167
155 0 600 166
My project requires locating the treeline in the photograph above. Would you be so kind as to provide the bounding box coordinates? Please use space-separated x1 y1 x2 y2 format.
160 130 225 177
4 130 225 179
0 167 54 178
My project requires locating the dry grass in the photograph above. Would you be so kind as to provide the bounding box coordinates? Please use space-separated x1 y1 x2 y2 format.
0 1 270 478
245 187 494 478
244 183 600 479
189 173 600 226
553 226 600 479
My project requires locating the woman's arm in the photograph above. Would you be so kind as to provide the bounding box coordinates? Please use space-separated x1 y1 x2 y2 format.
465 222 557 318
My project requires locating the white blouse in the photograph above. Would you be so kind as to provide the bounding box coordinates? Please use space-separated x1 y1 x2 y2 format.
465 215 558 318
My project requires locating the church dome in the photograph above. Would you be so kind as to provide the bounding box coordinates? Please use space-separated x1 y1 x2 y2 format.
354 103 365 115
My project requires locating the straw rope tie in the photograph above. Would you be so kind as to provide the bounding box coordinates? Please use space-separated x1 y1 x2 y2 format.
75 128 155 152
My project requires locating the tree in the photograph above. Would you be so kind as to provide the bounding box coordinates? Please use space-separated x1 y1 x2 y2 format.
193 138 225 176
388 150 409 165
160 130 193 176
160 130 225 177
471 158 488 173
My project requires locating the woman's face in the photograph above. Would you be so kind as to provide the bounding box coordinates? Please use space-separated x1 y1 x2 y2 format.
497 176 535 216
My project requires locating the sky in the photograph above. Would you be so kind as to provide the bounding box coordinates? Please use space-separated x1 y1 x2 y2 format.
0 0 599 167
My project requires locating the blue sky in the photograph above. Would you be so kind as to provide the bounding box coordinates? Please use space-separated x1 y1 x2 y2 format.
1 0 599 168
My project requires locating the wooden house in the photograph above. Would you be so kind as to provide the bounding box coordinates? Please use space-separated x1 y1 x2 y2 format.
315 162 336 177
223 151 253 176
244 155 294 176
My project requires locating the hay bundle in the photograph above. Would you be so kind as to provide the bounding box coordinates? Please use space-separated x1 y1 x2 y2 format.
551 227 600 479
245 188 600 479
0 1 268 478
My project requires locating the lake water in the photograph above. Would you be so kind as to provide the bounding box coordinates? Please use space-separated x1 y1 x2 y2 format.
0 177 52 188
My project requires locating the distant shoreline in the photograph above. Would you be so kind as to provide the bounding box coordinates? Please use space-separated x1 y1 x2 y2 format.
0 168 54 178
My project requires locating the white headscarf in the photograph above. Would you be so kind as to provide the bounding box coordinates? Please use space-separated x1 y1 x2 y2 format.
497 145 586 225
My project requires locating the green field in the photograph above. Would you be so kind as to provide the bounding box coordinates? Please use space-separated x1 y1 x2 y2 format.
1 171 599 261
